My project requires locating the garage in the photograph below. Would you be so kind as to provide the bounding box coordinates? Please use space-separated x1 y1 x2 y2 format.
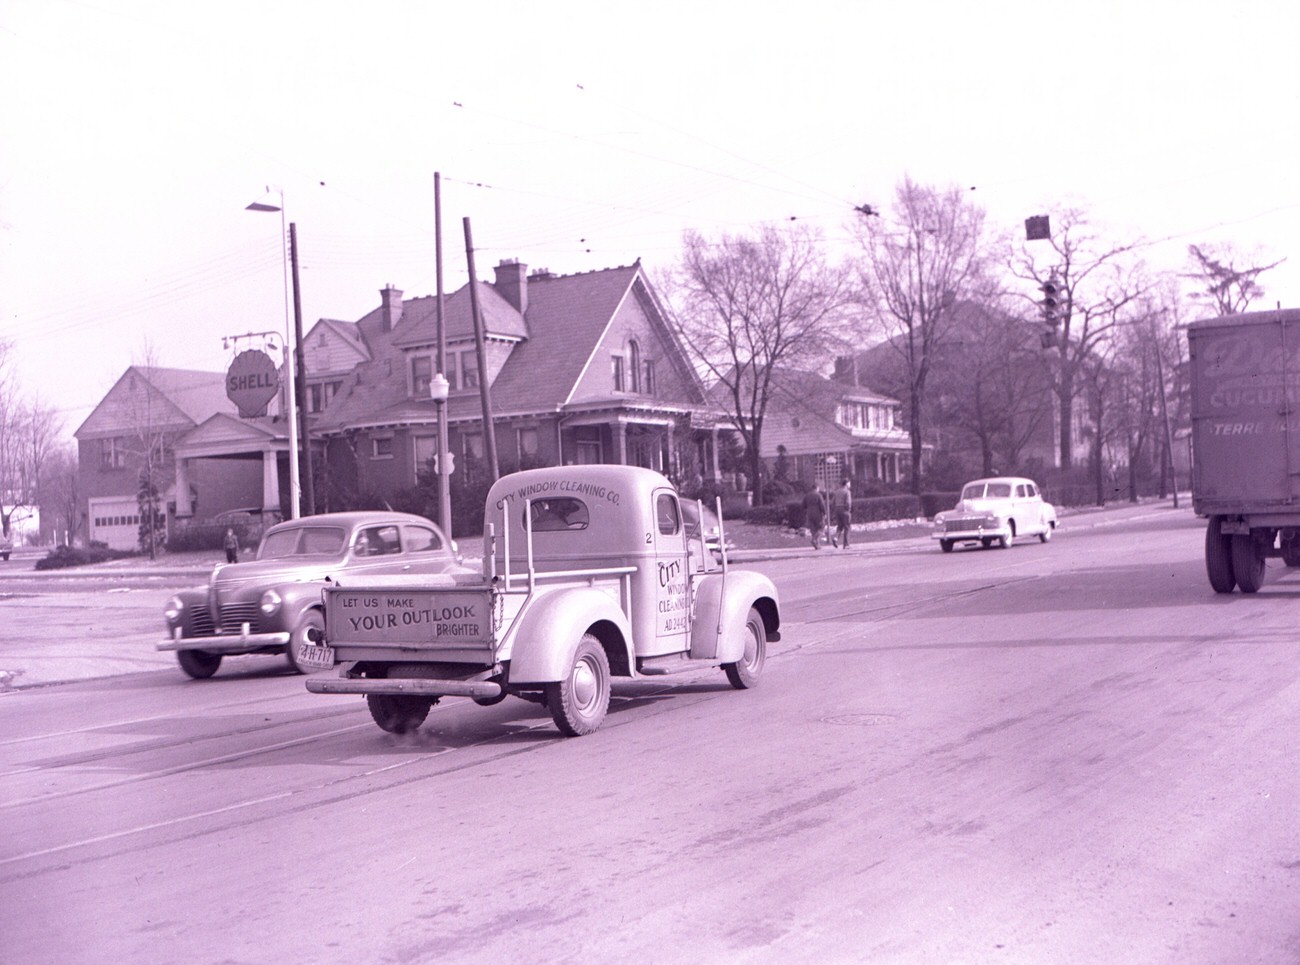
88 497 145 551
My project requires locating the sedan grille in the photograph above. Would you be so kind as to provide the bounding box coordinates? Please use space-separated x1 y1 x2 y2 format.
186 602 264 637
945 517 991 533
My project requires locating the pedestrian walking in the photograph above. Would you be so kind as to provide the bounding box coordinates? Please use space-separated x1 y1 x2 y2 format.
830 478 852 548
223 528 240 564
803 483 828 549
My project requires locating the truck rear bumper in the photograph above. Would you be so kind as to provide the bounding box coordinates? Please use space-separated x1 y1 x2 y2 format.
306 676 503 699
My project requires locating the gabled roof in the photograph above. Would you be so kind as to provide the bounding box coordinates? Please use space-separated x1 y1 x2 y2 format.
314 263 651 432
490 264 641 412
76 366 233 438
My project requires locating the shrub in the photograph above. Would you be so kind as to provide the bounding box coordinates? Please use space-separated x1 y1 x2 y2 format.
743 504 786 526
921 491 961 519
853 494 922 523
35 544 136 570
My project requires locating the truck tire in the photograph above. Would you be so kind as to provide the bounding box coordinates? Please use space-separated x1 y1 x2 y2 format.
1282 533 1300 567
367 694 432 734
1205 517 1236 594
546 634 610 737
724 607 767 690
177 649 222 679
284 609 323 674
1231 533 1266 594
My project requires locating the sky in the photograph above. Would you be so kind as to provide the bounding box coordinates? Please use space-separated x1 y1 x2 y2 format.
3 0 1299 441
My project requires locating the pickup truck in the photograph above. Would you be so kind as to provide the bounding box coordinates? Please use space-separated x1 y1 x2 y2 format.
1190 307 1300 592
304 465 781 737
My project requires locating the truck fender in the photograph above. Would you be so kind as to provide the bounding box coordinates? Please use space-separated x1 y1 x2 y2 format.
506 586 634 684
690 570 781 663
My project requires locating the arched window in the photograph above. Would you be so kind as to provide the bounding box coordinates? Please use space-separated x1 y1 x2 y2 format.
628 339 642 393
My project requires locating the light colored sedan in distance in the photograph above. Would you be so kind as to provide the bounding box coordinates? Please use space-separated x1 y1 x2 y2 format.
933 476 1058 552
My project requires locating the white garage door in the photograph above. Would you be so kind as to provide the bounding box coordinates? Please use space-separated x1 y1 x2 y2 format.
88 497 143 551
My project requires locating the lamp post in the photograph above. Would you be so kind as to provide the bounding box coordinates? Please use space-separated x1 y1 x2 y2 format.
245 188 306 518
429 372 452 535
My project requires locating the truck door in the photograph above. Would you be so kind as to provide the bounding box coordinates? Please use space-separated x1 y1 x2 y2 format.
651 489 691 650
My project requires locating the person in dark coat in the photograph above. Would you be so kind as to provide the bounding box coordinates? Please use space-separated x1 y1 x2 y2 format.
802 483 828 549
829 478 852 548
223 528 240 564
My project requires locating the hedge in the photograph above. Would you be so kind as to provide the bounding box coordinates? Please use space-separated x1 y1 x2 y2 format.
777 494 924 530
35 544 137 570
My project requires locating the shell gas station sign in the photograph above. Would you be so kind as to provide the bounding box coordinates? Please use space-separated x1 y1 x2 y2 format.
226 349 280 418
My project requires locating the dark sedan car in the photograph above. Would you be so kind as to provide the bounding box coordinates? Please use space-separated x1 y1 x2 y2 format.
159 511 466 679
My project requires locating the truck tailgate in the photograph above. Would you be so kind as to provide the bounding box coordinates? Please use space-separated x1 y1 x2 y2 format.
325 585 495 656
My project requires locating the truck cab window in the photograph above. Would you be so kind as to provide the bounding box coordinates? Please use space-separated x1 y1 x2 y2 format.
656 494 680 535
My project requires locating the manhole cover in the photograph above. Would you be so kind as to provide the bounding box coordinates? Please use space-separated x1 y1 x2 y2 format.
821 713 898 727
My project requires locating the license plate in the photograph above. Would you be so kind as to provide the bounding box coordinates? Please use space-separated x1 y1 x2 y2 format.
294 641 335 672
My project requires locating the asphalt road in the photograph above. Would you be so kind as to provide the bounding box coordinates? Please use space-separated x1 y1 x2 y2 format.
3 501 1299 963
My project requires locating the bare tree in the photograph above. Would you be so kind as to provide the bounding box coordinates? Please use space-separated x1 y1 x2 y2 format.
124 344 172 558
1012 209 1148 470
853 178 994 493
939 302 1052 477
1183 243 1284 317
37 445 81 545
666 224 851 505
0 341 61 543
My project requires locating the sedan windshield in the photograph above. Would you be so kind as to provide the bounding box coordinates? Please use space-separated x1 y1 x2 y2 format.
258 525 348 559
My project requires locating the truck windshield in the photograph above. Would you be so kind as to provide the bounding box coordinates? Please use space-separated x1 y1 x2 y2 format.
527 498 589 531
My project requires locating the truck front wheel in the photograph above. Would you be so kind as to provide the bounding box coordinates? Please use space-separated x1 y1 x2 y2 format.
367 694 433 734
1205 517 1236 594
1231 533 1267 594
724 607 767 690
546 634 610 737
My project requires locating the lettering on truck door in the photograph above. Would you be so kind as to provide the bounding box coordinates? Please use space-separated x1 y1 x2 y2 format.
652 489 690 648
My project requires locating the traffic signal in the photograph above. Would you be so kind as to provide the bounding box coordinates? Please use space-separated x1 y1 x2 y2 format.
1040 275 1061 323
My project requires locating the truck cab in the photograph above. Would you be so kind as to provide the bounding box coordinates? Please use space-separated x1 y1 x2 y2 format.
306 466 781 737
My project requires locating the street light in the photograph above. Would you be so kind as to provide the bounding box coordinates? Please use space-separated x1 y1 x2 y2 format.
245 188 307 518
429 372 453 531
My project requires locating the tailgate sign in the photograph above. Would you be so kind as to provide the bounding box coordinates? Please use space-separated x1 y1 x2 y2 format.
327 590 493 645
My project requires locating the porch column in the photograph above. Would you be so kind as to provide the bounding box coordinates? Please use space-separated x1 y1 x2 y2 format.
174 457 192 517
262 450 281 512
709 426 720 480
615 421 628 466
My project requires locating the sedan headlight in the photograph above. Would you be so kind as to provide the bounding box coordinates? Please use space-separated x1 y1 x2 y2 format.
259 589 283 616
164 596 184 623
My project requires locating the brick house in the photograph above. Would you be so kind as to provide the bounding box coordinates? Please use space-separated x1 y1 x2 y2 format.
75 260 734 547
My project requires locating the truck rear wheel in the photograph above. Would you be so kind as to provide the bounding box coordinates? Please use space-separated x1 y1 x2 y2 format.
724 607 767 690
367 694 432 734
1205 517 1236 593
1231 533 1267 594
546 634 610 737
177 649 222 679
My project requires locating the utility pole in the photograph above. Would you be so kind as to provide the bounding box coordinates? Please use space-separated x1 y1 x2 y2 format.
463 217 499 482
433 173 452 536
289 223 316 515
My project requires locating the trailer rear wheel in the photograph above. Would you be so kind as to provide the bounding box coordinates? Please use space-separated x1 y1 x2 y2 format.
1231 533 1267 594
547 634 610 737
1204 517 1236 593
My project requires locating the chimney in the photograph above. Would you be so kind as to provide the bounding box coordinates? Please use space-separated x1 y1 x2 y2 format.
380 285 403 332
492 259 528 315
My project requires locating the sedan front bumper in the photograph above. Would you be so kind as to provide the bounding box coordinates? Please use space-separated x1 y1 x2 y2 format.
158 626 291 654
